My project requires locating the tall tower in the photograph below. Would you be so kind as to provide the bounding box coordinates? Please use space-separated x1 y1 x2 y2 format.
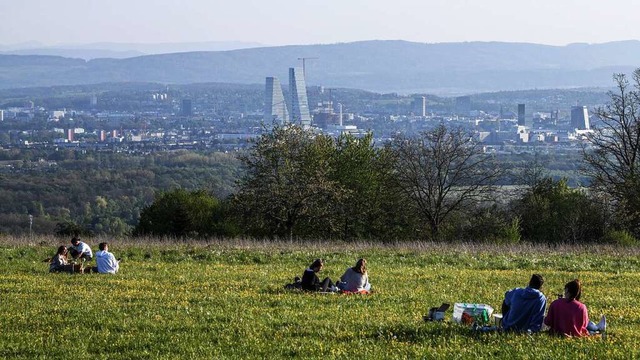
289 67 311 126
517 104 526 126
571 106 590 130
264 77 289 125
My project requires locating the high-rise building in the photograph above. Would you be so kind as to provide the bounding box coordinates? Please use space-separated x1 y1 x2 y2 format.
571 106 590 130
99 130 106 142
264 77 289 125
413 96 426 117
181 99 193 116
517 104 526 126
66 129 74 142
289 67 311 126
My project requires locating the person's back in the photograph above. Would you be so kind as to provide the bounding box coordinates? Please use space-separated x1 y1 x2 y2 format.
502 274 546 332
300 268 319 291
544 279 593 337
339 259 370 292
95 242 119 274
545 298 589 337
502 287 546 331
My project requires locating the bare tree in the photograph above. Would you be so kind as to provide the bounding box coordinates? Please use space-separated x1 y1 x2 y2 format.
390 125 501 240
583 70 640 234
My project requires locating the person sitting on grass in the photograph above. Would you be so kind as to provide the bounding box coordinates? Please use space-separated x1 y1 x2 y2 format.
337 258 371 293
94 242 120 274
301 259 336 292
49 245 74 273
544 279 606 337
501 274 547 332
69 237 93 262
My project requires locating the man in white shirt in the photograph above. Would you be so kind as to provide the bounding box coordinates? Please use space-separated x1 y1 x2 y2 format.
69 237 93 261
95 242 120 274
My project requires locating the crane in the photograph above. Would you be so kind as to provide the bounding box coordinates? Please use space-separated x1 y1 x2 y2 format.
297 57 318 78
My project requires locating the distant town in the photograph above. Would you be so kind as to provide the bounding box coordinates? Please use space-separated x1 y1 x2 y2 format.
0 65 611 159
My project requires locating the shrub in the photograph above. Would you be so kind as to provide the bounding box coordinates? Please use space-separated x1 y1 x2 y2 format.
602 230 638 246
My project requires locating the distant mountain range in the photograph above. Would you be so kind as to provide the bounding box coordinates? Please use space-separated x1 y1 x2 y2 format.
0 41 265 59
0 40 638 93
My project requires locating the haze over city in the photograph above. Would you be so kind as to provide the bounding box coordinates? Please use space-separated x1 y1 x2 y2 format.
2 0 640 47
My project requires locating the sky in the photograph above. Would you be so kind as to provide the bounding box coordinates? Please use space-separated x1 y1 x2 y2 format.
1 0 639 47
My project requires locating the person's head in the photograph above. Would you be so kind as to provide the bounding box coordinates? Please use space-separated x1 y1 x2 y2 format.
528 274 544 290
99 242 108 251
56 246 67 256
564 279 582 301
70 237 80 246
310 259 324 272
352 258 367 274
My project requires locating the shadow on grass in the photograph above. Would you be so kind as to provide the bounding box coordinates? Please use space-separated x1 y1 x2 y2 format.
365 320 614 346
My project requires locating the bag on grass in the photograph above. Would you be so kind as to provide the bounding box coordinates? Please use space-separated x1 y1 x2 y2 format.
452 303 493 325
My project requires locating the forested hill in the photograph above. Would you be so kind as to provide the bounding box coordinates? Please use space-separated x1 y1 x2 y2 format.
1 40 639 93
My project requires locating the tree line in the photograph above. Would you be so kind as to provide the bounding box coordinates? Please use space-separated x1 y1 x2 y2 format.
135 70 640 244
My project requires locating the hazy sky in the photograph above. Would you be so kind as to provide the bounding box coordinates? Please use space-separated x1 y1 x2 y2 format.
2 0 639 46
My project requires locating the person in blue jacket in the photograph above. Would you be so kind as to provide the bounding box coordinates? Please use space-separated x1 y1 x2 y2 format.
501 274 547 332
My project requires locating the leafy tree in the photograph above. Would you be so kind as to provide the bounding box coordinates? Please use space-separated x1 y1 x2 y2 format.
54 220 90 237
389 125 501 240
514 178 605 243
583 70 640 236
134 189 232 238
329 133 415 240
233 126 343 239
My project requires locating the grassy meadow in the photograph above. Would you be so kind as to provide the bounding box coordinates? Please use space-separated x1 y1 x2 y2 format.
1 238 639 359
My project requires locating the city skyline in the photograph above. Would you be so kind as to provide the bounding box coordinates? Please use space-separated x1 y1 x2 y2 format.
1 0 640 47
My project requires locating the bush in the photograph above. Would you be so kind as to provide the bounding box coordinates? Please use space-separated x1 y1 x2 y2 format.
602 230 638 246
133 189 236 238
452 206 520 244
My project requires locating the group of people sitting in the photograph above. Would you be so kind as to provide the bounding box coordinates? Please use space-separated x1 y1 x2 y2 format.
292 258 372 293
289 263 605 336
501 274 606 337
49 237 120 274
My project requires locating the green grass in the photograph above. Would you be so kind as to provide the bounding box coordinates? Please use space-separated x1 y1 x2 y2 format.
1 239 639 359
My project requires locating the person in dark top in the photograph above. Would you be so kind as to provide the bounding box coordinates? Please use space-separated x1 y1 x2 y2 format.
501 274 547 332
301 259 335 292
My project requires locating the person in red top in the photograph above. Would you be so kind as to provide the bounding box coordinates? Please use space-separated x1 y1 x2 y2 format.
544 279 606 337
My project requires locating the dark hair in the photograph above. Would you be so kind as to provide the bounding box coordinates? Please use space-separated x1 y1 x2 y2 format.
99 242 108 251
565 279 582 301
56 246 67 255
310 259 324 269
528 274 544 290
352 258 367 274
71 237 80 245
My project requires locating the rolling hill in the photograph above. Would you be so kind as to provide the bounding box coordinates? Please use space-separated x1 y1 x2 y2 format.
0 40 638 93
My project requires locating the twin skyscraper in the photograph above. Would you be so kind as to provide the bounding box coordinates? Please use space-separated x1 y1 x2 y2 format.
264 68 311 127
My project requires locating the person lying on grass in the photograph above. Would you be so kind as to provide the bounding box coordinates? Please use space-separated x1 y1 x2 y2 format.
544 279 606 337
301 259 336 292
337 258 371 293
501 274 547 332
